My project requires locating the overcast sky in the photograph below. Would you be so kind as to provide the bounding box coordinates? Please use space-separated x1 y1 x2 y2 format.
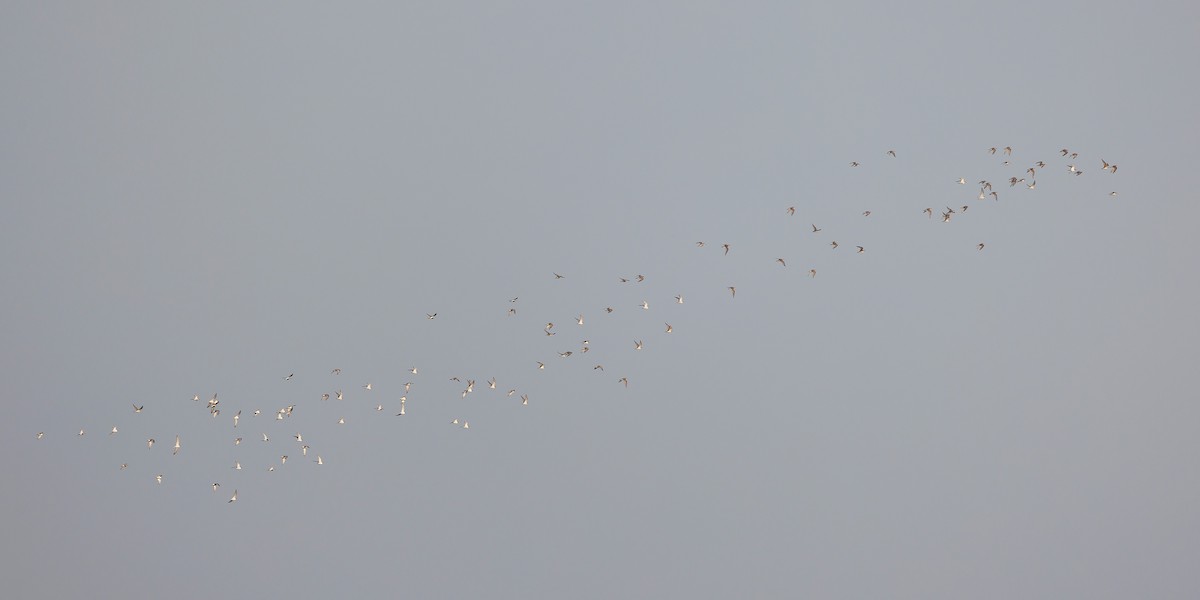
3 2 1199 598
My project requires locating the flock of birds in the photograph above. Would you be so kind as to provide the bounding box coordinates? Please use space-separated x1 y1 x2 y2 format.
36 145 1120 504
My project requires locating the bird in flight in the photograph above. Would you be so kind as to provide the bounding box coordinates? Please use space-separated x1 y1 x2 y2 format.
863 211 871 217
426 313 437 319
809 269 817 278
856 246 864 253
777 258 787 267
36 432 44 440
521 394 529 405
110 426 118 436
634 340 643 350
728 286 736 298
850 161 859 167
665 323 673 333
331 368 341 375
173 435 181 455
887 150 896 157
132 404 143 413
696 242 705 247
812 224 821 233
830 241 838 249
723 244 731 255
787 206 795 215
228 489 238 503
554 273 565 279
640 301 649 310
675 295 684 304
155 474 163 484
213 483 220 493
957 178 966 184
619 377 629 388
284 373 294 381
977 243 986 251
147 438 155 449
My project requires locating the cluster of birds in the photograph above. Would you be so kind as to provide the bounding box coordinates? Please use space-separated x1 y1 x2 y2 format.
36 145 1120 504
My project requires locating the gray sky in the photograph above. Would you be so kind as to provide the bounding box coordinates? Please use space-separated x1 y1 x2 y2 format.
3 2 1198 598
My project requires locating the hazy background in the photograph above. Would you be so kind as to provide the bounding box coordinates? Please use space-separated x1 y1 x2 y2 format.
3 2 1198 598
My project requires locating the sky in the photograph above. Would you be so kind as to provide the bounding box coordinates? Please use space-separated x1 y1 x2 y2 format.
2 2 1199 598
